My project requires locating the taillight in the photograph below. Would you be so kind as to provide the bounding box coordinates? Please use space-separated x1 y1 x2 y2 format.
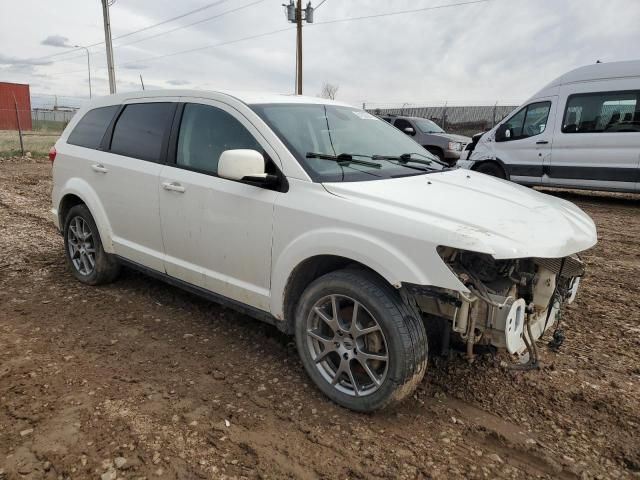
48 146 57 162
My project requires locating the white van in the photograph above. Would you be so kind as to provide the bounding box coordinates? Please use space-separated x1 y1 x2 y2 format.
458 60 640 192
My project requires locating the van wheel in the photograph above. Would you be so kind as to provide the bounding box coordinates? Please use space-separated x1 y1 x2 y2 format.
63 204 120 285
295 268 427 412
475 161 506 179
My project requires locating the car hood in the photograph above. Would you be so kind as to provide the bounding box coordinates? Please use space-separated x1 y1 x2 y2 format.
322 169 597 259
433 132 472 144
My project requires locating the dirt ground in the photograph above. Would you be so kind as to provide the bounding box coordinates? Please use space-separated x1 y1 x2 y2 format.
1 158 639 480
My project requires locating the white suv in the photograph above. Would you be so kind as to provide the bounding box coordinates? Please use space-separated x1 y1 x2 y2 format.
51 90 597 411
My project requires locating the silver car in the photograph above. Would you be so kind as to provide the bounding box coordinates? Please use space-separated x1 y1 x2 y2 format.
382 115 471 165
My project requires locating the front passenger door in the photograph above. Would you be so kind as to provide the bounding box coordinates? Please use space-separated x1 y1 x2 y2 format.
495 99 555 185
159 101 280 312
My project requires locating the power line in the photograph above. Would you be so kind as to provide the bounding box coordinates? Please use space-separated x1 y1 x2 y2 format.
112 0 268 50
26 0 235 63
44 0 490 76
309 0 489 27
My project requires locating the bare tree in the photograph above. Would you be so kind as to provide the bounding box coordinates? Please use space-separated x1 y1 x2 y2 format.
319 82 339 100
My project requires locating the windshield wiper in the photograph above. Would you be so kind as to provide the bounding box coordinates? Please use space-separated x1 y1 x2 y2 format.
306 152 381 168
372 153 447 169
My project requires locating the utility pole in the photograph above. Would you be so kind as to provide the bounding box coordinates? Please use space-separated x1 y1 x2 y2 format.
101 0 117 94
284 1 315 95
296 1 302 95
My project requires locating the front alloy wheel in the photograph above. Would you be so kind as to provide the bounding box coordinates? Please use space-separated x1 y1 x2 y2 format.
306 294 389 397
295 268 428 412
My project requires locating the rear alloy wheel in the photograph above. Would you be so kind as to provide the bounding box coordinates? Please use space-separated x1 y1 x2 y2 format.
295 268 428 411
63 204 120 285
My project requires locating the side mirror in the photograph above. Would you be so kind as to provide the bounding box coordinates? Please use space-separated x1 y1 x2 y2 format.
218 149 273 184
403 127 415 135
495 124 511 142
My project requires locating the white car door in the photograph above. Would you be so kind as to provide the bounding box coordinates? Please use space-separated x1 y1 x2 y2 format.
93 100 177 271
494 98 556 185
158 100 281 312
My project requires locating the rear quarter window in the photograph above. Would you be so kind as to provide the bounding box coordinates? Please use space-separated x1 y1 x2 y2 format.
67 105 119 149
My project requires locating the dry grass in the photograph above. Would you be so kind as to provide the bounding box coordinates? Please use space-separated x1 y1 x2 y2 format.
0 130 59 157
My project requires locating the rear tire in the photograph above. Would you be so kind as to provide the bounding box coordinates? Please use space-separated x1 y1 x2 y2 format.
475 161 506 179
63 204 120 285
295 268 427 412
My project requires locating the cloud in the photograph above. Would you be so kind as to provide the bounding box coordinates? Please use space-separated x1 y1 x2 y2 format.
166 79 189 86
122 63 149 70
41 35 71 48
0 54 52 66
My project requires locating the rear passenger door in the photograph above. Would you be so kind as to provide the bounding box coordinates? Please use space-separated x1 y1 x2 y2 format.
549 86 640 192
99 100 177 271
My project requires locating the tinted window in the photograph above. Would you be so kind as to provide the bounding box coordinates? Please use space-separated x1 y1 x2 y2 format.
176 103 261 175
67 105 119 149
110 103 175 162
504 102 550 140
394 118 413 132
562 91 640 133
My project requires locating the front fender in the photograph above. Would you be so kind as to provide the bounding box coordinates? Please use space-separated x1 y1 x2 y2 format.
269 227 465 320
56 178 115 253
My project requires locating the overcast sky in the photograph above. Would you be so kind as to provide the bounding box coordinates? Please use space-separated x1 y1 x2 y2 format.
1 0 639 107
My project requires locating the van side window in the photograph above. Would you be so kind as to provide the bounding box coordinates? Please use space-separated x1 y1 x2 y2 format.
176 103 261 175
67 105 119 149
110 103 175 162
504 102 551 140
562 91 640 133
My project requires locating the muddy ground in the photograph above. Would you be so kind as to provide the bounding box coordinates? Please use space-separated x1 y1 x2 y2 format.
0 158 639 480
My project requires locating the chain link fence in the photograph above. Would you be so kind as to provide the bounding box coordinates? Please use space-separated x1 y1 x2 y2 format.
0 93 81 157
364 102 518 137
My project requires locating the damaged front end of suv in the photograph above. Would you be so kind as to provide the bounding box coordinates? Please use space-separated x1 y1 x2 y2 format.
407 247 585 367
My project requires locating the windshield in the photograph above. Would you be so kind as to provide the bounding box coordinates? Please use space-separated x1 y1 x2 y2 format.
414 118 445 134
251 104 442 182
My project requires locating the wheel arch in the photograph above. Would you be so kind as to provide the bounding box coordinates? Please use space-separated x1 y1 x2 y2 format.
270 230 432 333
57 179 115 253
471 158 509 179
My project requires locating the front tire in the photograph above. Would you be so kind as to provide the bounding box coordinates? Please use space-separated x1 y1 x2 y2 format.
295 268 427 412
475 161 506 179
63 204 120 285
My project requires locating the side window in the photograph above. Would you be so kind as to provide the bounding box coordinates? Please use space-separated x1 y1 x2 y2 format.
67 105 119 149
394 118 414 133
110 103 175 162
504 102 551 140
562 91 640 133
176 103 262 175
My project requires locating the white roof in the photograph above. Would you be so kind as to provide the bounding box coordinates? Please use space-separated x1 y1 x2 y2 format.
543 60 640 89
84 89 356 108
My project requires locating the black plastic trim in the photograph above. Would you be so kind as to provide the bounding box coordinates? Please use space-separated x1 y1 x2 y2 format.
115 256 287 332
549 165 639 183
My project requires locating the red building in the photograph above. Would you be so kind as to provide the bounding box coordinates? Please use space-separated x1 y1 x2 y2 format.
0 82 32 131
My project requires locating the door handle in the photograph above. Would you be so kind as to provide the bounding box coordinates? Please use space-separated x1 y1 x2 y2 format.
536 140 549 145
91 164 108 173
161 181 186 193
